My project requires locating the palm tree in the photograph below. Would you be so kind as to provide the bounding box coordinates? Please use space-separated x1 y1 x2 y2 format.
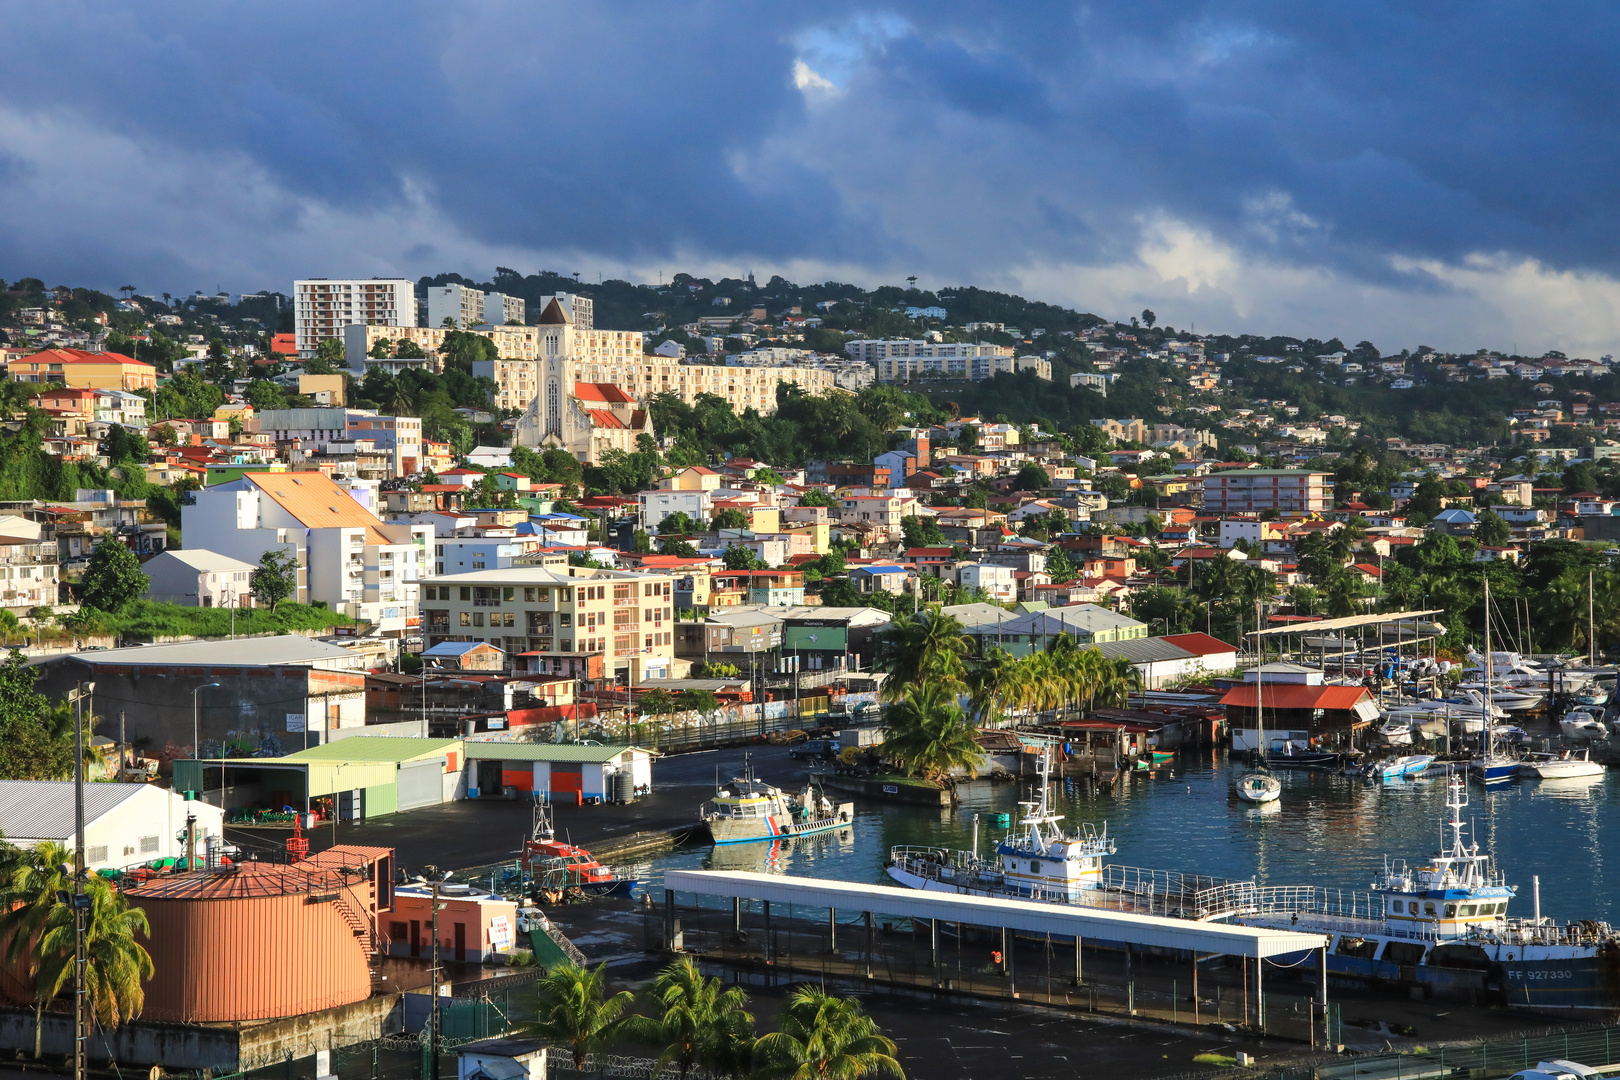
881 682 986 790
966 648 1022 726
0 841 72 1057
625 957 753 1080
1094 656 1144 711
753 985 904 1080
35 875 153 1031
872 612 969 699
522 963 636 1072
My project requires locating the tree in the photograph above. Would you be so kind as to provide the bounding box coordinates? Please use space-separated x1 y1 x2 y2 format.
872 612 970 699
250 549 299 612
36 874 153 1032
659 537 700 558
522 964 637 1073
658 512 698 536
753 984 904 1080
103 424 148 465
0 841 71 1056
1141 309 1157 329
1013 463 1050 491
301 338 344 375
898 515 944 548
80 541 148 613
712 508 749 531
1046 545 1077 583
722 545 765 571
632 529 652 554
1474 509 1512 547
799 489 834 508
0 652 74 780
626 957 753 1080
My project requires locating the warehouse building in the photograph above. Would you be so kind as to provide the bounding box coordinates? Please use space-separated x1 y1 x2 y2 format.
187 736 464 819
0 781 224 873
462 742 652 802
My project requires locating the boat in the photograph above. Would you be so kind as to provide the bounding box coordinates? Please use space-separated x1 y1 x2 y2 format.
519 804 637 898
1230 776 1620 1011
887 744 1116 902
1560 707 1609 742
1150 750 1175 764
1262 744 1339 770
1367 754 1434 781
1376 718 1414 746
701 764 854 845
1492 724 1532 746
1520 748 1606 780
1573 688 1611 708
1472 586 1520 786
1234 646 1282 802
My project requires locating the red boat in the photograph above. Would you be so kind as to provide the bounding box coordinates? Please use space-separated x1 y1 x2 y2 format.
518 805 636 898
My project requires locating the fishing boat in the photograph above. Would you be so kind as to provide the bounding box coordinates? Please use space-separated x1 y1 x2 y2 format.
701 765 854 845
887 745 1116 902
1560 707 1609 742
519 804 637 898
1520 749 1606 780
1366 754 1435 781
1229 776 1620 1011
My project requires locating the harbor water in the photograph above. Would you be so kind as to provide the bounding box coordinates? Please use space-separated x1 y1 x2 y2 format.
648 751 1620 925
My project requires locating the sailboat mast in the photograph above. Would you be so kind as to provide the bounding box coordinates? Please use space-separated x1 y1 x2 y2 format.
1589 568 1596 667
1254 599 1264 757
1483 576 1494 737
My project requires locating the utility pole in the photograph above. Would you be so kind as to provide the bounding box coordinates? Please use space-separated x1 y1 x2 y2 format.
421 866 446 1080
72 681 95 1080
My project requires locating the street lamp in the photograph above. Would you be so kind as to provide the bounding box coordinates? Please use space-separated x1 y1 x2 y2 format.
192 683 219 794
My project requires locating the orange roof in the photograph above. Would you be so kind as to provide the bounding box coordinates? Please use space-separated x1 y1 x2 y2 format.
585 409 625 429
1217 684 1371 711
1161 632 1236 657
574 382 635 404
244 472 395 546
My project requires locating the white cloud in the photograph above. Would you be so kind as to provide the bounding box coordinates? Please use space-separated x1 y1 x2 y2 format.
792 60 837 96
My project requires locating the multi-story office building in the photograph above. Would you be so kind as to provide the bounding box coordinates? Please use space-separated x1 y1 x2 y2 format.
419 566 674 682
1201 469 1331 515
293 279 417 355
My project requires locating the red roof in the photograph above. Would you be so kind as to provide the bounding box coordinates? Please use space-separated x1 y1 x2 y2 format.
904 547 953 557
1160 632 1236 657
584 408 625 429
574 382 635 404
270 333 297 355
13 347 153 369
1217 684 1372 710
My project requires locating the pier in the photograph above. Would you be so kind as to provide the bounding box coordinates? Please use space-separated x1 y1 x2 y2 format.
660 869 1334 1044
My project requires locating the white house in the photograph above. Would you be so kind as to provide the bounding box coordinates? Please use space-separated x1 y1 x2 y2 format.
141 549 258 608
959 563 1017 603
639 489 712 532
0 781 225 873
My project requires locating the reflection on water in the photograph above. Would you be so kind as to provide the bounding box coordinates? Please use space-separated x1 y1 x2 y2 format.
646 757 1620 923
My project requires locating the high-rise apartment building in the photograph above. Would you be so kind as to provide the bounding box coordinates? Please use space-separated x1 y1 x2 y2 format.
426 283 485 329
842 339 1020 382
484 291 524 325
419 566 674 682
293 279 417 356
536 293 593 330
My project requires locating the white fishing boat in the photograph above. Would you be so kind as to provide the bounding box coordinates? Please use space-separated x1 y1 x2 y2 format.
700 765 853 845
1560 707 1609 743
1520 748 1606 780
886 744 1115 902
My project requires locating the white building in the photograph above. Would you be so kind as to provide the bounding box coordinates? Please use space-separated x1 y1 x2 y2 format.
958 563 1017 603
181 470 430 634
0 781 225 873
293 279 417 356
433 539 521 576
534 292 593 330
844 339 1016 381
427 283 487 329
638 489 712 533
141 549 257 608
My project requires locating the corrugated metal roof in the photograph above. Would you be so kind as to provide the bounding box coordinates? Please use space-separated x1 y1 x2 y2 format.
74 635 359 667
281 737 461 763
1092 638 1198 664
461 742 644 763
1218 684 1372 710
663 870 1326 959
0 781 153 841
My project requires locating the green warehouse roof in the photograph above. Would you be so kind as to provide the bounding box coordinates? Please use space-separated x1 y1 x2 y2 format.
282 737 462 764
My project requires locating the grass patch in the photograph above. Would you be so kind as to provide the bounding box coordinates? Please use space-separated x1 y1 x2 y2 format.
869 773 944 790
1192 1053 1238 1067
30 601 359 643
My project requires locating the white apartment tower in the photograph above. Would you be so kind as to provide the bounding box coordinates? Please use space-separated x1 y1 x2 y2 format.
428 283 525 328
293 279 418 356
536 293 593 330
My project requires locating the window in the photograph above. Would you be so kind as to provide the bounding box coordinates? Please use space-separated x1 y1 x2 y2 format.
1424 902 1436 916
524 587 536 602
139 835 159 853
503 586 515 601
86 845 108 865
1459 905 1476 918
390 921 407 941
1391 900 1404 913
1444 904 1457 918
459 612 471 627
459 587 471 601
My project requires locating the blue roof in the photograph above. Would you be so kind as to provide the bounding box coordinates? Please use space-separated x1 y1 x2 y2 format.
1434 508 1477 523
422 641 497 657
855 565 907 575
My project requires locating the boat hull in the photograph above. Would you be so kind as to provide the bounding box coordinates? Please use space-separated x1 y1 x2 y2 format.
706 805 854 845
1470 760 1519 785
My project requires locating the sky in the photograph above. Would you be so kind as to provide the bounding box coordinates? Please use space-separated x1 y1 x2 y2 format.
3 1 1620 356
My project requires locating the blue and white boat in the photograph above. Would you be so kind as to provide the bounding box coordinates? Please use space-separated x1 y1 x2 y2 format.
1367 754 1434 781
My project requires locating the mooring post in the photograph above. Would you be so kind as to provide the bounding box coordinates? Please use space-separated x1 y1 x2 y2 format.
1317 945 1330 1048
864 911 873 978
1192 952 1200 1024
1074 935 1082 985
1256 951 1265 1032
828 907 837 954
1126 943 1135 1015
930 918 939 970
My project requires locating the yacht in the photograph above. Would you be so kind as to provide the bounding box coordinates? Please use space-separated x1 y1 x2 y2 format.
1560 707 1609 742
1376 717 1414 746
1520 748 1606 780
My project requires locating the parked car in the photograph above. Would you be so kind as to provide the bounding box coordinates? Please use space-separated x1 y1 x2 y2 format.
790 738 841 761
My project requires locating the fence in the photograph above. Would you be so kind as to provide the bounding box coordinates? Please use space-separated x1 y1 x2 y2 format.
1274 1022 1620 1080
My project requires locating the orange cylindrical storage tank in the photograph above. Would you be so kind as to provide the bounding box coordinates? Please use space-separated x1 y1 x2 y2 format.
125 864 373 1022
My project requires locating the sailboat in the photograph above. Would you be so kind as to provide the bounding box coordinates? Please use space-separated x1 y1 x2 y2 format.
1471 578 1519 785
1235 611 1282 804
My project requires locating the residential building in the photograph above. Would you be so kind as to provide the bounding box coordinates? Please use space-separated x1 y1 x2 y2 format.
638 489 712 533
140 549 256 608
419 566 675 683
0 535 57 613
535 292 593 330
432 539 522 576
1201 469 1331 515
427 283 487 329
959 563 1017 603
844 340 1017 381
182 470 430 634
7 348 156 391
293 278 417 355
